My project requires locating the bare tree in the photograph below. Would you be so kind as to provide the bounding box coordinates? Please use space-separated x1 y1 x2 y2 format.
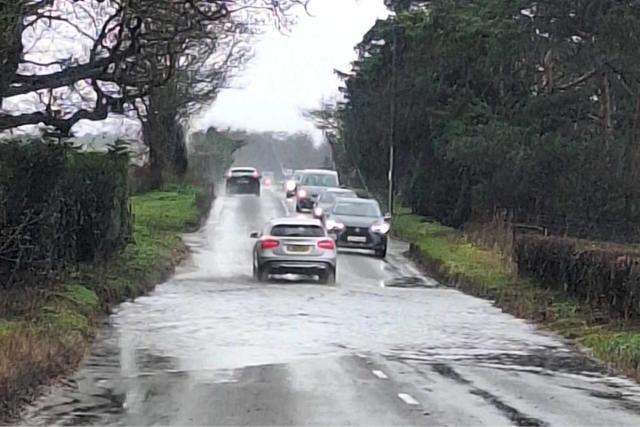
0 0 308 134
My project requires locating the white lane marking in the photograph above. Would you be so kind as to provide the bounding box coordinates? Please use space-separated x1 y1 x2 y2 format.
372 370 388 379
398 393 420 406
279 198 290 216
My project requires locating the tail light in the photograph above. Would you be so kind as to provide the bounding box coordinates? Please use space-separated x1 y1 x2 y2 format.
317 239 335 250
297 189 307 199
260 237 279 249
252 171 259 178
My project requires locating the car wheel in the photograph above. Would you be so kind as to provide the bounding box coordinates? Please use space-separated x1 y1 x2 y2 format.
375 245 387 258
295 203 302 213
257 265 270 282
252 258 259 281
320 268 336 285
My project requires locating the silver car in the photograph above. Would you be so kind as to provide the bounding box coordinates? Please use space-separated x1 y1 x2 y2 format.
312 187 357 221
295 169 340 212
250 217 337 284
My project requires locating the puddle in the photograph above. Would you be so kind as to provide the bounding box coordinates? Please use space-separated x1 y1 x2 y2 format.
383 276 435 288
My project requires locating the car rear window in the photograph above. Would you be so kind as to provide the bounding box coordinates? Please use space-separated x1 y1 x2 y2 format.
231 168 256 175
271 225 325 237
301 173 339 187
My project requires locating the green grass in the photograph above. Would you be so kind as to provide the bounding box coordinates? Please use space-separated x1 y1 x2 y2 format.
0 320 19 338
0 185 206 420
393 210 640 380
394 213 512 292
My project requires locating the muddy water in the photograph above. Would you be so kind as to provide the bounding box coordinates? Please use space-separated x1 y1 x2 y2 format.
19 192 640 426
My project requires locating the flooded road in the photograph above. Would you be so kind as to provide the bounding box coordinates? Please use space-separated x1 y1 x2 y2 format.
21 190 640 426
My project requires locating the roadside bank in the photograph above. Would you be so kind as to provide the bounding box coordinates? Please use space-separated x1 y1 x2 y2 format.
0 185 212 421
393 212 640 381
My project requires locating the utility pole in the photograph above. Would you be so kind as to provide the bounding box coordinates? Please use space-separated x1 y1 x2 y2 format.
388 14 398 215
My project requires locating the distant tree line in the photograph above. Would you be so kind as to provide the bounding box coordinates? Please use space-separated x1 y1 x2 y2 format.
335 0 640 238
186 129 333 197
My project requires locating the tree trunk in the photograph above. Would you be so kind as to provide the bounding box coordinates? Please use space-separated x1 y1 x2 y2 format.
0 4 24 105
144 84 188 188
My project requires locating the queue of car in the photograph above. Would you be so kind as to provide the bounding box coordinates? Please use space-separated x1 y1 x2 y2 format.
226 167 392 284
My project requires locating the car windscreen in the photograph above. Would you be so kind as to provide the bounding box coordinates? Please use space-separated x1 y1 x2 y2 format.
321 191 355 204
270 225 325 237
332 201 381 217
300 173 339 187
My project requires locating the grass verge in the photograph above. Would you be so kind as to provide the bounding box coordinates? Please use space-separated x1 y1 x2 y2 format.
0 185 211 420
393 210 640 381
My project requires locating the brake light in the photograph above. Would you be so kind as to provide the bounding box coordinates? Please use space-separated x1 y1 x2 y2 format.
252 171 259 178
317 239 335 250
297 189 307 199
260 238 279 249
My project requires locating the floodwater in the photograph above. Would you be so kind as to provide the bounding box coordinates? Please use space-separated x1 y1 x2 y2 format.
19 190 640 426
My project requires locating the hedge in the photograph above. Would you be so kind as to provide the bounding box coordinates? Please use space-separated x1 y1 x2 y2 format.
0 141 131 290
514 234 640 321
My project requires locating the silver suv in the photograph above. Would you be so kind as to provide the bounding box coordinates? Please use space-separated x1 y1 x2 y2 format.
251 217 337 284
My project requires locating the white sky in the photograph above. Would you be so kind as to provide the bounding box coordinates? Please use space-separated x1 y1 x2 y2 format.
192 0 389 136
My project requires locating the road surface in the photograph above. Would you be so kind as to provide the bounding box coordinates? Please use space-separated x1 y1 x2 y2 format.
20 188 640 426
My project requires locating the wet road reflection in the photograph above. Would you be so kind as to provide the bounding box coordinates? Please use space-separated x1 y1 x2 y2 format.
20 191 640 426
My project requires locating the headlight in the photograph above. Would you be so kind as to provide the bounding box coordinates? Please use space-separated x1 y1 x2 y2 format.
326 219 345 231
371 222 390 234
285 181 296 191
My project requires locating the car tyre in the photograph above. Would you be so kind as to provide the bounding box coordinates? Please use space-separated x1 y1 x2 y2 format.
320 268 336 285
252 259 259 281
375 244 387 258
257 265 269 282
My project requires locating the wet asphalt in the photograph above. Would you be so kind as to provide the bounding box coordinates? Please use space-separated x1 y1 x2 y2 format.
19 189 640 426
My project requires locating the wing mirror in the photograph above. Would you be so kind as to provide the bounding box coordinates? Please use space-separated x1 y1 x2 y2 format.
383 213 392 222
250 231 260 239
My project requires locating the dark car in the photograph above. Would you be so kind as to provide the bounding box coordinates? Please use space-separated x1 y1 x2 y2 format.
325 198 391 258
295 169 340 212
285 169 305 198
225 167 261 196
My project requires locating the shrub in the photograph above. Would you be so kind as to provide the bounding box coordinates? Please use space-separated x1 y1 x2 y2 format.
514 234 640 321
0 140 131 290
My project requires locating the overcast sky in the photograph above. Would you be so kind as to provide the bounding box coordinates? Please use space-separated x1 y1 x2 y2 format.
192 0 389 137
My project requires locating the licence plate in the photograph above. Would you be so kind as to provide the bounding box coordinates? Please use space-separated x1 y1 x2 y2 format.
347 236 367 243
287 245 311 253
237 179 249 184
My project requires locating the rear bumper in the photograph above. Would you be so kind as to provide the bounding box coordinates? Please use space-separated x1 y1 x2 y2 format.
262 260 334 275
226 178 260 193
296 198 315 210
